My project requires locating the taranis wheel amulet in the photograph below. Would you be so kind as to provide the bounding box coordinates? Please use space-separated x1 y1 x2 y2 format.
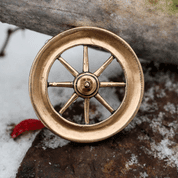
29 27 144 143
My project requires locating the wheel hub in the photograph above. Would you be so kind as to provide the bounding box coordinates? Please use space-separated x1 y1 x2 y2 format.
74 73 99 98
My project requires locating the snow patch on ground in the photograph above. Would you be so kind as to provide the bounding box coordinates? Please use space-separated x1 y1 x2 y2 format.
124 154 149 176
149 111 178 168
138 113 178 169
164 74 178 94
164 102 176 114
140 110 178 169
139 172 149 178
150 139 178 168
125 64 178 170
140 87 158 112
40 129 70 150
155 86 166 98
125 154 138 170
0 131 39 178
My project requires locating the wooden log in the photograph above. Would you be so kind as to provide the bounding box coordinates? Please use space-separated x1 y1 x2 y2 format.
0 0 178 64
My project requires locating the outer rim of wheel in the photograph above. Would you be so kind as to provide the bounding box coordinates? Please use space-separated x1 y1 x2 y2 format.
29 26 144 143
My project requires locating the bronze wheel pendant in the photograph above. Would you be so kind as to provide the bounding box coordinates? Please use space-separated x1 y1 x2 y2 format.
29 27 144 143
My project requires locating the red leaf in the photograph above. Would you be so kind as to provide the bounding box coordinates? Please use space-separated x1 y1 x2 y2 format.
11 119 45 138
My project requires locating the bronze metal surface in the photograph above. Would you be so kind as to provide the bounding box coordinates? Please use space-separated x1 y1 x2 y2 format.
29 27 144 143
74 73 99 98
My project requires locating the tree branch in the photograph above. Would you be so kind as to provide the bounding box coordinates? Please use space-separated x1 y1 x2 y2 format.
0 0 178 64
0 27 24 57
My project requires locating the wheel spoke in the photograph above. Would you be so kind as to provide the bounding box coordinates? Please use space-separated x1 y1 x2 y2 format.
100 82 126 88
59 93 78 114
94 56 114 77
58 57 79 77
83 46 89 72
95 93 114 113
48 82 73 88
84 98 90 124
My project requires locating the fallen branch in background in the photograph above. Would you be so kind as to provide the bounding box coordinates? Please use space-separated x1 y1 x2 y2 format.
0 0 178 64
0 27 24 57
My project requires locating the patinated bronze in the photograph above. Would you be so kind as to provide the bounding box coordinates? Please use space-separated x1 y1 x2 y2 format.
29 27 144 143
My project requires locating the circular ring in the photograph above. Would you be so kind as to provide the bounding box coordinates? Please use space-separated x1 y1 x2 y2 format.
29 27 144 143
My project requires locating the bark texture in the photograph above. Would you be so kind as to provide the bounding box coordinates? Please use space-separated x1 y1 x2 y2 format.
0 0 178 64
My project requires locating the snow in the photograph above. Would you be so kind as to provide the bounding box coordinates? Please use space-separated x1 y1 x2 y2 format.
164 102 176 114
123 62 178 170
0 22 52 178
125 154 138 169
0 22 123 177
150 139 178 168
39 129 70 150
139 172 148 178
